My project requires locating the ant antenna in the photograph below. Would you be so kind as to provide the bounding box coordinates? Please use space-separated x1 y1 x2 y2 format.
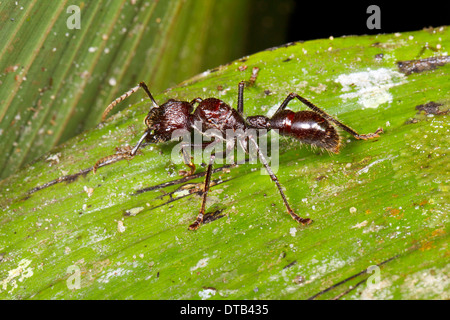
101 82 159 122
138 82 159 109
130 130 150 156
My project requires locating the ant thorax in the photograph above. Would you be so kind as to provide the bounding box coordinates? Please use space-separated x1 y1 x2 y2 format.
191 98 246 134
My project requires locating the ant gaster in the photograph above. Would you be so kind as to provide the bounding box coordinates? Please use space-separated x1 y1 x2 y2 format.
95 70 383 230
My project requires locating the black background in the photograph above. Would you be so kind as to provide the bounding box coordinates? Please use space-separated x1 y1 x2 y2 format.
245 1 449 55
287 2 449 41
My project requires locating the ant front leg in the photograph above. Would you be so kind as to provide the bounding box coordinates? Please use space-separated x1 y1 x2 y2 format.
188 153 216 230
93 146 134 174
275 93 383 140
177 97 204 176
93 130 150 174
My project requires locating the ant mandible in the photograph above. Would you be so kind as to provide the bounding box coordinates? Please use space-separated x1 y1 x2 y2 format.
95 70 383 230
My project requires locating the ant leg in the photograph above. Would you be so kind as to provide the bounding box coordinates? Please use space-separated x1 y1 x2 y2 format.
237 67 260 116
237 81 245 115
130 130 151 156
178 141 219 177
93 146 134 174
275 93 383 140
188 153 216 230
179 144 196 177
249 136 312 225
102 82 159 122
93 130 151 174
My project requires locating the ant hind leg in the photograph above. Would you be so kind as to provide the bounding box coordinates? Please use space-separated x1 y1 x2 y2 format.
249 136 312 225
275 93 383 140
188 153 216 230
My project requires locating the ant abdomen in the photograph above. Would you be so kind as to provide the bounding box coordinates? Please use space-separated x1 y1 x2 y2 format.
270 110 341 153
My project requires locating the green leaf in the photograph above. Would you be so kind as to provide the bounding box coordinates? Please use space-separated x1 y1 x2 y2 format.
0 27 449 300
0 0 253 180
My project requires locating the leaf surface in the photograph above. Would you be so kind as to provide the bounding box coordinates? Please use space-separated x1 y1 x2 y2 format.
0 0 251 179
0 27 449 300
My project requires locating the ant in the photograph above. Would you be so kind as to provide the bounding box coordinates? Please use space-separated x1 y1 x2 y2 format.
95 70 383 230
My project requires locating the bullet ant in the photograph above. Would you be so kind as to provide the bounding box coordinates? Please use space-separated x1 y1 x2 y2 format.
95 70 382 230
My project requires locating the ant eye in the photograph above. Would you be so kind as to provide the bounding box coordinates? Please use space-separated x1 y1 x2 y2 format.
144 115 153 127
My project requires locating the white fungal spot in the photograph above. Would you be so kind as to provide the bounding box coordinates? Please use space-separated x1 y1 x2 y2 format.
335 68 406 109
46 152 61 164
356 155 397 175
190 258 209 272
0 259 34 294
83 186 94 197
351 220 368 229
266 103 281 117
289 227 297 237
198 288 216 300
126 207 144 216
117 221 126 233
97 268 131 283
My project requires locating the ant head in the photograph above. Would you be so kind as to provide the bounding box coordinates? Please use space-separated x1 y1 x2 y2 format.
144 105 161 129
143 99 194 143
246 115 270 129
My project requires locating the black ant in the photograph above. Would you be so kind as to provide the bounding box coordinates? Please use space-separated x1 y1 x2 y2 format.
95 70 382 230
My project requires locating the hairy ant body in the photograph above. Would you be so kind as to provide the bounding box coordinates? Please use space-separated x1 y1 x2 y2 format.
96 71 382 230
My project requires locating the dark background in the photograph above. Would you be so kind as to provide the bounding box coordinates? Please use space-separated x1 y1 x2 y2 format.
246 1 449 54
287 2 449 40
